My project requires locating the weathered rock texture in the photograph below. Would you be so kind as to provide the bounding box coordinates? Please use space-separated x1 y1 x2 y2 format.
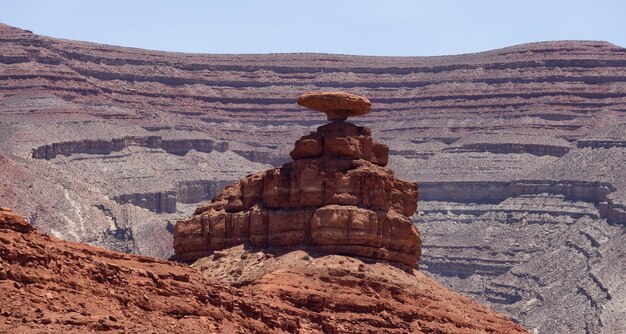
0 208 526 333
0 207 34 233
3 22 626 333
174 118 421 266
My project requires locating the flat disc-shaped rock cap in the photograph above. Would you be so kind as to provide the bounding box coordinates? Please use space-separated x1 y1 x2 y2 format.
298 92 371 121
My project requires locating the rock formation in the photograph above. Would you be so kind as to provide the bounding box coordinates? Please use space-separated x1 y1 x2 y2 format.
0 207 526 333
3 22 626 332
173 92 421 266
297 91 372 120
0 207 34 233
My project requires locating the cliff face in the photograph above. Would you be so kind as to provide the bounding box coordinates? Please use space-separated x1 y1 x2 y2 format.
2 22 626 332
0 207 526 333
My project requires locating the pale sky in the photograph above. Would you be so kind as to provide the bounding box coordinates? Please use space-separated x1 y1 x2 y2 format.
1 0 625 56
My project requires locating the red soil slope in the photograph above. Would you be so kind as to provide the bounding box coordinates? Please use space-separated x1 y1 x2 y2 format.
0 208 526 333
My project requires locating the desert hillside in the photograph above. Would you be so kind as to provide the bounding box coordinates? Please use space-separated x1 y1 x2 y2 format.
0 198 527 332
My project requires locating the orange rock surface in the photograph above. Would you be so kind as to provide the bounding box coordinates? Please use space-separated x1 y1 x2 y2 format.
297 92 372 121
0 208 527 333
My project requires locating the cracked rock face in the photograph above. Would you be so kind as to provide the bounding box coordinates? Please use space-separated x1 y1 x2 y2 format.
173 100 421 266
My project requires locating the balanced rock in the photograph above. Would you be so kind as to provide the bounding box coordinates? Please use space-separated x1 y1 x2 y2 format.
173 94 420 267
297 91 371 121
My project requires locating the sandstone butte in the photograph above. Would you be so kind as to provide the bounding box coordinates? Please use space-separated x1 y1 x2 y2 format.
173 92 422 267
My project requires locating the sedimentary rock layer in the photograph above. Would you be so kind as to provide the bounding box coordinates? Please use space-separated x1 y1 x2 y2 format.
3 23 626 133
2 23 626 333
31 136 228 160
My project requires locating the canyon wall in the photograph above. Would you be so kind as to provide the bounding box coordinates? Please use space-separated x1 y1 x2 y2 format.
31 136 229 160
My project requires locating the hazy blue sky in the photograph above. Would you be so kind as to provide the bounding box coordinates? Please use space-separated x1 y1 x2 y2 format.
1 0 625 56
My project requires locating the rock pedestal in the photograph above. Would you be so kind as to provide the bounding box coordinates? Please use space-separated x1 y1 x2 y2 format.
172 92 421 267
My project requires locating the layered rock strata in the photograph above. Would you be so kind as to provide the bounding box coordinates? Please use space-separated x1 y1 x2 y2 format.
31 136 229 160
3 23 626 332
173 93 421 266
297 91 372 120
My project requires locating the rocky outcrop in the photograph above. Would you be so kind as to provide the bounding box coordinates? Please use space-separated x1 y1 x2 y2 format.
111 180 234 213
420 180 614 203
0 207 526 333
3 23 626 124
31 136 229 160
444 142 572 157
415 193 623 334
230 149 288 166
577 140 626 149
439 134 574 157
112 190 177 214
175 179 235 204
0 207 34 233
419 179 626 225
173 94 421 266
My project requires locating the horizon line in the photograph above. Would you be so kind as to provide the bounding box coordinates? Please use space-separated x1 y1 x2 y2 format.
3 22 624 58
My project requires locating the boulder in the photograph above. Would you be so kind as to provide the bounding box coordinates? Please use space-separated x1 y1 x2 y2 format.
0 207 34 233
297 91 371 121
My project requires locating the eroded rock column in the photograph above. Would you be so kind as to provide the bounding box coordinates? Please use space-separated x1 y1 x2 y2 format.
173 92 421 267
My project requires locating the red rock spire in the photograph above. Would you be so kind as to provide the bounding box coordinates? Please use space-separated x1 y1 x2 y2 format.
173 92 421 267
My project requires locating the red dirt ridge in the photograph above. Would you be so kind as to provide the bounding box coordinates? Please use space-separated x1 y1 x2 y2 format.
0 207 526 333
